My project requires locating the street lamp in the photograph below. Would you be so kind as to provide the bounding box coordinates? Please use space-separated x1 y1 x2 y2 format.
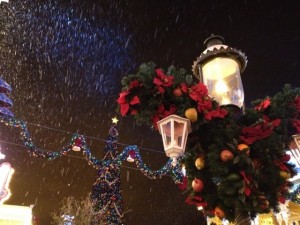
289 134 300 166
192 35 247 108
157 115 191 166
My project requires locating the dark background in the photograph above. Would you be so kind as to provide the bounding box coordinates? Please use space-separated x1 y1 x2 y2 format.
0 0 300 224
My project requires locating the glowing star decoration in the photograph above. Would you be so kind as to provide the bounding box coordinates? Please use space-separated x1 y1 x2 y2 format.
0 162 14 204
112 117 119 124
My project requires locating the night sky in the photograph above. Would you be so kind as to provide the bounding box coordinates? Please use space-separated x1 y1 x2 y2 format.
0 0 300 224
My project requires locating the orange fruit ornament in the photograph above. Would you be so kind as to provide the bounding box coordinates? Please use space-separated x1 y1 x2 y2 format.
185 108 198 122
220 150 234 162
258 195 269 210
192 178 204 192
237 144 248 151
237 143 250 154
172 88 182 97
214 206 225 219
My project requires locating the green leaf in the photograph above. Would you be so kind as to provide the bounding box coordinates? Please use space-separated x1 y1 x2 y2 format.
233 156 240 164
238 185 245 194
238 195 246 203
252 199 258 207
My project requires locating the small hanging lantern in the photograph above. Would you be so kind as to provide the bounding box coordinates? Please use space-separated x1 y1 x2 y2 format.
157 115 191 166
192 35 247 108
72 138 81 152
126 150 135 163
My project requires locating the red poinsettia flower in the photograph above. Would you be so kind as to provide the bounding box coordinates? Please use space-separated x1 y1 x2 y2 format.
153 69 174 94
278 182 289 204
274 160 290 172
129 80 141 89
117 80 142 116
240 116 281 145
240 171 252 197
117 91 140 116
204 108 228 120
255 97 271 111
197 98 212 113
178 176 188 190
152 104 177 129
188 82 209 102
291 119 300 132
180 82 188 93
185 196 207 207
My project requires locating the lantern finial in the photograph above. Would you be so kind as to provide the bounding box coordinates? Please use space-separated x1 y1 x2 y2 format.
204 34 225 48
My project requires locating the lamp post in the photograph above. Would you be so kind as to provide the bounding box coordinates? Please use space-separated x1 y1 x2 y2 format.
193 35 251 225
157 115 191 166
192 35 247 108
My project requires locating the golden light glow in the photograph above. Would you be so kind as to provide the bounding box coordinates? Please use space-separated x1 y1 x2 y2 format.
215 80 229 94
0 149 5 160
202 57 238 79
201 56 244 108
0 204 32 225
0 163 14 204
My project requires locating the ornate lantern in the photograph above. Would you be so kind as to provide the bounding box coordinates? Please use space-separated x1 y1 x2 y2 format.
157 115 191 166
192 35 247 108
289 134 300 166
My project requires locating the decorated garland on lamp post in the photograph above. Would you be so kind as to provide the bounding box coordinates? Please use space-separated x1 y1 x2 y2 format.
0 116 183 183
117 62 300 222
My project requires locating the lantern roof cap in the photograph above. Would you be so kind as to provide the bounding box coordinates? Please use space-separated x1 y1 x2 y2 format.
192 34 248 79
157 114 192 134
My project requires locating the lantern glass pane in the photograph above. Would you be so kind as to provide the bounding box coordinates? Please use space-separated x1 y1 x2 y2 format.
294 135 300 150
202 57 244 108
162 121 172 149
174 121 184 148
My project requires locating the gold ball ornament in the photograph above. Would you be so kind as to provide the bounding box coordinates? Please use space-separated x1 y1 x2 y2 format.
258 195 269 210
195 157 205 170
279 170 291 179
185 108 198 122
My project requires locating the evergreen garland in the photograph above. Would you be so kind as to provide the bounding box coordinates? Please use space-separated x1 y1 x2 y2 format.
117 62 300 221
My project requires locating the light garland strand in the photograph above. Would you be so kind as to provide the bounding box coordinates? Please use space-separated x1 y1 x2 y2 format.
0 116 183 183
